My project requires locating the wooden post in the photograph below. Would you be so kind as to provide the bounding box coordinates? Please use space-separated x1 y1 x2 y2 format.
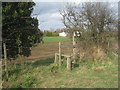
3 42 8 78
59 42 61 67
55 53 57 63
73 32 76 63
73 32 75 46
14 62 17 69
55 53 58 64
67 57 71 70
3 42 7 64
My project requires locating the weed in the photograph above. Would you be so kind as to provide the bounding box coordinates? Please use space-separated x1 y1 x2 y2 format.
8 75 17 82
60 60 67 70
50 65 59 71
9 68 21 77
21 76 35 87
107 52 115 60
11 83 21 88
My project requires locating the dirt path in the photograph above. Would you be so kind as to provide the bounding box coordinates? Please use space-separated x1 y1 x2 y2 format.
8 41 73 63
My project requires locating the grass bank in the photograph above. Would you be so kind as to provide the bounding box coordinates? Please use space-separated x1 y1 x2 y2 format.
2 52 118 88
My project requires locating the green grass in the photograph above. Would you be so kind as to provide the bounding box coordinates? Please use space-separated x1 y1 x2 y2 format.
3 53 118 88
43 36 117 43
43 36 70 42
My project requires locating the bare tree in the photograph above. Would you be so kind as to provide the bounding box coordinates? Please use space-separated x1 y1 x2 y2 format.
59 3 84 29
60 2 115 36
83 3 114 34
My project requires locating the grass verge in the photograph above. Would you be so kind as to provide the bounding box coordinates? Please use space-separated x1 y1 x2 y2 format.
2 52 118 88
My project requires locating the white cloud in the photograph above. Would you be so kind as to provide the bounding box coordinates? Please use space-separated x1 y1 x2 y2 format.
37 12 62 22
32 2 118 30
38 19 65 30
50 12 62 18
36 12 64 30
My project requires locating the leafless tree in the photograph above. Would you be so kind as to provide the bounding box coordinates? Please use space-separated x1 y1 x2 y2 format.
59 3 84 29
59 2 115 36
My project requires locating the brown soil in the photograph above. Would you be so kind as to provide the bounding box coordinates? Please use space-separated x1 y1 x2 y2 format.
7 41 73 63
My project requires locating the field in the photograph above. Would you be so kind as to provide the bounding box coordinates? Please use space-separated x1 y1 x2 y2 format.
2 36 118 88
43 36 70 42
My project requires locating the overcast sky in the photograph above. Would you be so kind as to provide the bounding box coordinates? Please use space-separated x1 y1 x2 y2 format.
32 1 118 31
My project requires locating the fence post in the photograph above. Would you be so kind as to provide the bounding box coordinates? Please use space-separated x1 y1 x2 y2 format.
67 57 72 70
55 53 58 65
73 32 77 63
59 42 61 67
3 42 8 78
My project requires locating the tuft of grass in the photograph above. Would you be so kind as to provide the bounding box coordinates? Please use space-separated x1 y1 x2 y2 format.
11 83 22 88
107 52 116 60
21 76 36 87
